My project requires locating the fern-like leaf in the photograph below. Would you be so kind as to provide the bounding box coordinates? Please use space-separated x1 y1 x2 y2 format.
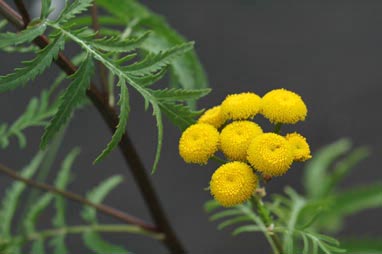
0 23 46 48
124 42 193 76
96 0 209 92
90 32 150 53
0 90 58 149
94 80 129 163
0 151 45 237
82 175 124 223
158 101 201 130
81 176 126 253
41 55 94 148
41 0 52 19
151 88 211 101
50 148 81 254
56 0 94 24
0 33 65 93
83 231 129 254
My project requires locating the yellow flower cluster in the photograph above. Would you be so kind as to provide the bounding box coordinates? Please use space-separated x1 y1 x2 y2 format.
178 89 312 207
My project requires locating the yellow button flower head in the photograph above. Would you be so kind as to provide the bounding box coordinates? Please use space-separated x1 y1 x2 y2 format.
220 121 263 161
198 106 226 129
286 132 312 162
179 123 219 164
261 89 307 124
221 92 262 120
247 133 293 176
210 162 258 207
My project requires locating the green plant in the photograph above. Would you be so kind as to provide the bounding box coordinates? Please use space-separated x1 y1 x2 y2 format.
206 139 382 253
0 1 381 254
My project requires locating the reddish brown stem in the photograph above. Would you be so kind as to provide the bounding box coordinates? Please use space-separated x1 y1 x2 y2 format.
0 162 158 233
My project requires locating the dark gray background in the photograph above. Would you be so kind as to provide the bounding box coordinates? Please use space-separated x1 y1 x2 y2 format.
1 0 382 253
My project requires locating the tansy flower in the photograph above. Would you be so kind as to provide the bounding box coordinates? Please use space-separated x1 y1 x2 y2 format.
286 132 312 162
220 121 263 161
179 123 220 164
247 133 293 176
198 106 226 129
210 162 258 207
221 92 262 120
261 89 307 124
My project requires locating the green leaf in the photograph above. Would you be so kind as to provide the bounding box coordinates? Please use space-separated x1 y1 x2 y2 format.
217 215 252 230
151 103 163 173
94 80 129 163
0 33 65 93
0 90 58 149
31 240 45 254
151 88 211 101
41 0 52 19
329 183 382 217
129 66 167 87
24 193 53 234
232 225 262 236
322 147 370 195
83 231 129 254
96 0 209 93
158 101 201 130
56 0 94 24
204 200 221 213
41 56 94 148
0 19 7 30
82 175 124 223
90 32 150 52
51 148 80 254
124 42 194 76
303 139 352 198
0 23 46 48
0 151 45 236
45 22 195 172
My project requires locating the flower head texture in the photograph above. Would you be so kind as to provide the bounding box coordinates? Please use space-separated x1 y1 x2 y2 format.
247 133 293 176
221 92 262 120
261 89 307 124
220 121 263 161
179 123 220 164
210 162 258 207
286 132 312 162
198 106 226 129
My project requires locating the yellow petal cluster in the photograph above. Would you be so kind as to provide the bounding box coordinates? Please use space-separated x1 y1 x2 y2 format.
210 162 258 207
178 88 312 206
286 132 312 162
247 133 293 176
261 89 307 124
220 121 263 161
179 123 219 164
221 92 262 120
198 106 226 129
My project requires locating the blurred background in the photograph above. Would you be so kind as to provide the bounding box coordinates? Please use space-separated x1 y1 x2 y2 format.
1 0 382 253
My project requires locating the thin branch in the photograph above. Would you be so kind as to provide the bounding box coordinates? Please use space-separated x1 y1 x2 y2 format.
0 2 185 253
0 162 158 233
90 3 109 100
14 224 164 244
14 0 29 26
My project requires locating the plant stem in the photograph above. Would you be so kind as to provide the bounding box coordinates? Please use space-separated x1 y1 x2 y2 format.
0 2 185 253
251 195 284 254
0 162 158 233
274 123 282 134
14 224 164 244
14 0 29 26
